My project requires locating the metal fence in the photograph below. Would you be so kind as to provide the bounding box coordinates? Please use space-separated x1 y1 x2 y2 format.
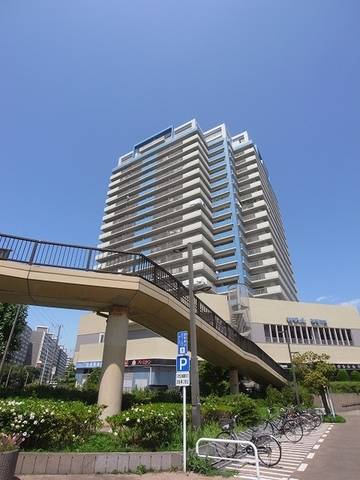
0 232 287 380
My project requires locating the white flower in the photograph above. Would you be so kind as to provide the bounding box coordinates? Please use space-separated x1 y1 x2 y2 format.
33 421 38 425
126 417 130 422
22 432 27 437
137 418 141 423
113 432 118 436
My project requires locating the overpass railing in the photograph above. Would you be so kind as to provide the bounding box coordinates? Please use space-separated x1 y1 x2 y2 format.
0 232 287 380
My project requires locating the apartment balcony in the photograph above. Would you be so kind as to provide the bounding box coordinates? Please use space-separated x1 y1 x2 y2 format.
237 171 260 186
245 232 272 246
239 190 263 203
242 209 268 223
252 284 284 299
243 220 270 234
238 180 262 195
247 256 277 271
216 267 239 281
246 244 275 258
215 253 237 268
249 271 280 284
236 162 258 175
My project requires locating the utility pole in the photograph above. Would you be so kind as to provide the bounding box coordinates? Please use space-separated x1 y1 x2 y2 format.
0 304 22 378
187 243 201 428
40 348 50 385
49 324 62 383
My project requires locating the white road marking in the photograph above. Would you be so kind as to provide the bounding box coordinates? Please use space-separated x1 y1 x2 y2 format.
318 439 324 443
231 424 329 480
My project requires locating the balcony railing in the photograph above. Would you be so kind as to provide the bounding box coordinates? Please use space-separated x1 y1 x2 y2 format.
0 232 288 380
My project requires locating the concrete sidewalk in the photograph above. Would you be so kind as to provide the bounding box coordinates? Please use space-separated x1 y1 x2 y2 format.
16 474 222 480
296 411 360 480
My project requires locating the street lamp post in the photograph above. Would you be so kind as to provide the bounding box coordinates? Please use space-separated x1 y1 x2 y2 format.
281 328 300 405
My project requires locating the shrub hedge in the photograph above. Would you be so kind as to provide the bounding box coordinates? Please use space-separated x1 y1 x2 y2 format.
0 398 102 450
107 403 183 449
201 393 262 426
330 381 360 393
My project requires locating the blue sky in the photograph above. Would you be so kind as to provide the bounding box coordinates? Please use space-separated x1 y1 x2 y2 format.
1 0 359 351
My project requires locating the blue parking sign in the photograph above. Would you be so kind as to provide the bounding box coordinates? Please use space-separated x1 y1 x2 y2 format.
176 355 190 372
177 331 188 355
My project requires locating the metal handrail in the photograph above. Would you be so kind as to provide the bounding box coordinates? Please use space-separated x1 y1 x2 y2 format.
195 437 260 479
0 232 287 380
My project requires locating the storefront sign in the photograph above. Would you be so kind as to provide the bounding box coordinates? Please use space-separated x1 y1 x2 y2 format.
287 317 328 327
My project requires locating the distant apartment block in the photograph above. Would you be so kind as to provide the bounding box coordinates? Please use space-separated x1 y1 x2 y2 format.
99 120 297 300
28 326 68 382
11 323 32 365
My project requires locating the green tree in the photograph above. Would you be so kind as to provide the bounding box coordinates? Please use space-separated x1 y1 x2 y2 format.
199 360 229 397
292 351 336 414
57 363 76 388
350 370 360 382
0 303 28 358
83 367 101 390
336 369 350 381
0 364 40 388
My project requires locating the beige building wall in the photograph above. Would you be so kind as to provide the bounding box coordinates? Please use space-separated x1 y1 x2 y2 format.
248 298 360 367
74 314 177 366
74 297 360 374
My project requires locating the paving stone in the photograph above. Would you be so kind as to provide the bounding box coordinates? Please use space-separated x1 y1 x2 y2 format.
106 453 119 474
45 454 61 474
20 453 36 475
58 454 72 474
128 453 142 472
117 453 130 473
82 454 96 474
33 453 49 474
70 454 84 474
150 453 163 471
15 453 25 474
94 454 107 474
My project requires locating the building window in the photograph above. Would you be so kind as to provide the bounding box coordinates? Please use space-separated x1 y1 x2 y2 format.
264 324 271 342
99 333 105 343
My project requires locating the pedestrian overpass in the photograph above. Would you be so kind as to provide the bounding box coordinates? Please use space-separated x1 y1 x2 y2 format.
0 233 287 416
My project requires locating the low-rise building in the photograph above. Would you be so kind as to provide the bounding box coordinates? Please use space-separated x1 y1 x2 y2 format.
73 295 360 387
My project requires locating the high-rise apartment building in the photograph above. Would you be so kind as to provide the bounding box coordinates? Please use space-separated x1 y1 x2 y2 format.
11 323 32 365
28 327 69 382
99 119 297 301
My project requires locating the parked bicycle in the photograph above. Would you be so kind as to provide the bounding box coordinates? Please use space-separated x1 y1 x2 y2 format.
216 415 282 467
262 409 303 443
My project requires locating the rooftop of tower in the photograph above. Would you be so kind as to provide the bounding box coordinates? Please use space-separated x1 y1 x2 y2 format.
116 119 251 170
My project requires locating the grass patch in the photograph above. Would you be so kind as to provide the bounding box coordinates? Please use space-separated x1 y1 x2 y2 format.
323 414 346 423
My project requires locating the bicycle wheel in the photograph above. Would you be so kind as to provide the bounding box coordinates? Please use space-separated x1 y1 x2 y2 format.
311 413 322 428
255 434 282 467
216 431 237 458
300 415 314 433
283 419 303 443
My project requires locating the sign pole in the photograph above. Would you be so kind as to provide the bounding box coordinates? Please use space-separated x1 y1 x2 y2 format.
176 331 190 473
183 385 186 473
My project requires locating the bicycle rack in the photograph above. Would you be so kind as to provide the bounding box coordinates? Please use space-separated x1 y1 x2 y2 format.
195 437 261 479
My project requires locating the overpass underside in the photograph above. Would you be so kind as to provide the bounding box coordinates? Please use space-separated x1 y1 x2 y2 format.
0 260 286 387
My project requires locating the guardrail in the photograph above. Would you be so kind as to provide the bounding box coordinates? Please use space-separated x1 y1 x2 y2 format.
0 232 287 380
195 437 260 479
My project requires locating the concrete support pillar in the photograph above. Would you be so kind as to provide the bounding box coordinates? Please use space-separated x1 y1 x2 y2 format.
98 306 129 419
229 368 239 395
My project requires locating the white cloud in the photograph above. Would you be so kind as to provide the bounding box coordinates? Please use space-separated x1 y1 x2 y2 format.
315 295 336 303
315 295 329 302
341 298 360 310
